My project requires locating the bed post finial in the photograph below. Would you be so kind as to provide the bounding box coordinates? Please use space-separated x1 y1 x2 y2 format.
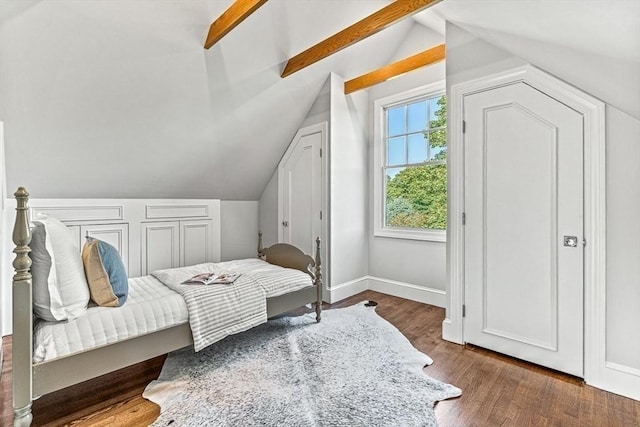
314 237 322 323
257 230 263 257
13 187 32 281
13 187 34 427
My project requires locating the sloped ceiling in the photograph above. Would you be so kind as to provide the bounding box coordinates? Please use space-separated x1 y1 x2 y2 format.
415 0 640 118
1 0 638 200
0 0 419 199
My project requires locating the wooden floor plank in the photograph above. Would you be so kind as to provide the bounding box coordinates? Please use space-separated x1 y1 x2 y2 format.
1 290 638 426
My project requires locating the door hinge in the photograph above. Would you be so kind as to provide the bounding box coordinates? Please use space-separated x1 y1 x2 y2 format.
320 148 323 157
462 120 466 134
462 212 466 225
462 304 466 317
583 238 587 247
320 211 323 220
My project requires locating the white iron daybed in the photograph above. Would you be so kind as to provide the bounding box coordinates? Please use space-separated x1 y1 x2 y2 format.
10 187 323 426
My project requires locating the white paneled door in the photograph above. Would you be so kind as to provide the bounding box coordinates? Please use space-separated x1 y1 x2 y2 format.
464 82 585 377
279 124 323 256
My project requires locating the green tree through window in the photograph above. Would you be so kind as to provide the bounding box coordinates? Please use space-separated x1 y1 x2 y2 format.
384 95 447 230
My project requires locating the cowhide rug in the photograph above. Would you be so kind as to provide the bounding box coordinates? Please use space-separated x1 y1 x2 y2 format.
143 302 461 426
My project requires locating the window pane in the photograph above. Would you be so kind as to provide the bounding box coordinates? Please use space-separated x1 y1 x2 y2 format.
385 167 404 181
407 133 427 164
379 91 447 234
430 145 447 161
407 100 427 133
429 95 446 129
385 164 447 230
429 129 447 160
387 106 405 137
387 136 405 166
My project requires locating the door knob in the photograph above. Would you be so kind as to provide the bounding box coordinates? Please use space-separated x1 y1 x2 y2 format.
563 236 578 247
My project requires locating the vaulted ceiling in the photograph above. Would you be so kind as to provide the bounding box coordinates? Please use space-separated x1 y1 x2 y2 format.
0 0 637 200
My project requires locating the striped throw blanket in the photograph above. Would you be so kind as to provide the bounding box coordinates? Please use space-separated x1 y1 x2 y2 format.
152 259 312 351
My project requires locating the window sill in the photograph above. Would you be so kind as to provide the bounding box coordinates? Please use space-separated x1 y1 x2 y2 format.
374 227 446 242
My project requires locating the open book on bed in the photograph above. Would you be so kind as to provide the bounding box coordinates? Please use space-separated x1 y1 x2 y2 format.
182 272 241 285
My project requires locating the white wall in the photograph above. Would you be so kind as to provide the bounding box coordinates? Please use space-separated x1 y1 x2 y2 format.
300 77 331 129
258 73 370 293
329 73 369 287
258 172 278 248
445 23 527 88
220 201 259 261
367 66 446 291
1 197 9 338
446 21 640 397
367 24 448 292
0 122 5 367
258 77 331 249
444 22 527 316
0 1 412 201
449 22 639 120
258 25 449 300
605 106 640 372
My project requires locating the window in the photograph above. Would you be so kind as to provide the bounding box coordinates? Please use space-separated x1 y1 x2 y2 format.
373 82 447 241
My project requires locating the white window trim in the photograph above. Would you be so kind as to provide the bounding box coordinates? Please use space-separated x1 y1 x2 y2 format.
373 80 446 242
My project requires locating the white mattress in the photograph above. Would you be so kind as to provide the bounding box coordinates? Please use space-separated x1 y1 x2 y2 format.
33 275 188 363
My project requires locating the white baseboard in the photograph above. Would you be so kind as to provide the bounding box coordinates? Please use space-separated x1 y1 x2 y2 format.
326 275 446 308
442 318 453 340
367 276 446 308
326 277 369 303
586 362 640 401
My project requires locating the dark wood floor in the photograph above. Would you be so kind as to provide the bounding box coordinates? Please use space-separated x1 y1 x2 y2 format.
2 291 639 426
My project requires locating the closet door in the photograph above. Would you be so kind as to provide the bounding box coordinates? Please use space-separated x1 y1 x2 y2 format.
463 82 584 377
279 124 323 255
141 222 179 275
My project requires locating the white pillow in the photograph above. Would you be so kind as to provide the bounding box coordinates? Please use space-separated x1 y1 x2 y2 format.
30 214 89 321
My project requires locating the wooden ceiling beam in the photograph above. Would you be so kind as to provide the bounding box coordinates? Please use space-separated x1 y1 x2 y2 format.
281 0 442 78
204 0 268 49
344 44 445 94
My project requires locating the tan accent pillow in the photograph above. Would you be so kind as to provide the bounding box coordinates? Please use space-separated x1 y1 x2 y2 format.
82 239 120 307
